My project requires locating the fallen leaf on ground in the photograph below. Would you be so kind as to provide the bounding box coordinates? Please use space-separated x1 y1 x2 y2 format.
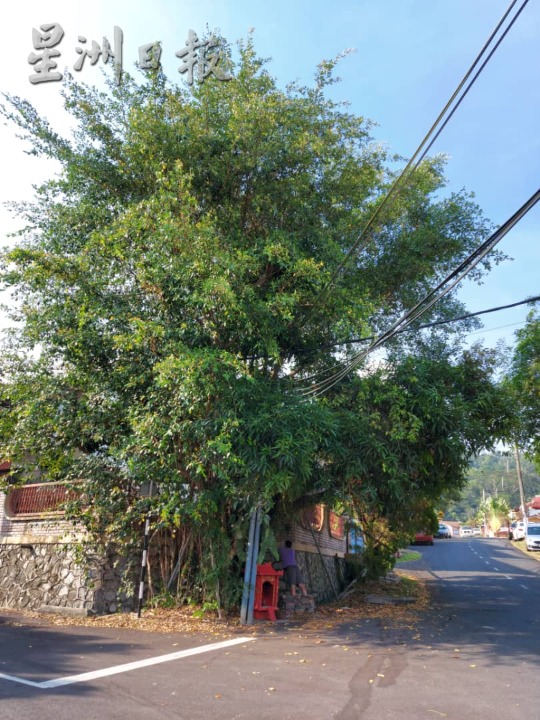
3 569 432 639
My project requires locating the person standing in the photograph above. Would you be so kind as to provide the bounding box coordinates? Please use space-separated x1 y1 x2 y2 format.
279 540 308 596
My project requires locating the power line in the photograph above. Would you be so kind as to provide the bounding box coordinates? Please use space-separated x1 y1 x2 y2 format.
302 0 530 323
297 188 540 396
244 294 539 363
291 0 532 394
288 296 537 388
410 296 539 330
297 295 540 354
296 187 540 397
464 321 525 337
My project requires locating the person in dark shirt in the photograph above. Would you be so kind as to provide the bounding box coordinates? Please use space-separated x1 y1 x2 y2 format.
279 540 308 596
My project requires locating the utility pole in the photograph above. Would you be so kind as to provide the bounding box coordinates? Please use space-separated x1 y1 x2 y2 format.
137 479 154 618
514 443 527 523
240 504 262 625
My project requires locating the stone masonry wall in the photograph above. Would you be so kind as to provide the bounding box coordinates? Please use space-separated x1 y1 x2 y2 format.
295 550 347 603
0 543 135 614
0 488 137 615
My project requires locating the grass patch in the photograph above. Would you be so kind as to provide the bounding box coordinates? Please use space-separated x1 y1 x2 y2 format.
394 575 418 596
395 550 421 563
511 539 540 561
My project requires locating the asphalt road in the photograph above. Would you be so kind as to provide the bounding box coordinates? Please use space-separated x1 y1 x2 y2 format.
1 538 539 719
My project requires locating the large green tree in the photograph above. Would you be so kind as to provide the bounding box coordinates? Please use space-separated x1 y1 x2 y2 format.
317 346 508 575
505 309 540 470
0 37 506 607
447 451 540 521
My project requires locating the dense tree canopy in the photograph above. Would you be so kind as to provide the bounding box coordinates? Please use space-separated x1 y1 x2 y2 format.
504 310 540 470
0 37 509 607
447 451 540 522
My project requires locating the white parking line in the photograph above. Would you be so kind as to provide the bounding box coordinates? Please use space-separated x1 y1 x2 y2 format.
0 637 255 690
0 674 41 688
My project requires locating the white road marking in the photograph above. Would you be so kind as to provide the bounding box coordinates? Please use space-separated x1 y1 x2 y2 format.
505 575 512 580
519 584 529 590
0 637 255 690
493 567 500 571
0 673 41 688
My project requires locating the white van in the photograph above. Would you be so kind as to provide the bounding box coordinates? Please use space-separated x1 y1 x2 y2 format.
525 524 540 551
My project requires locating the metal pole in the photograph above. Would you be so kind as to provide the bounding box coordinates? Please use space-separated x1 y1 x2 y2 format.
137 480 153 618
246 505 262 625
240 507 257 625
514 443 527 523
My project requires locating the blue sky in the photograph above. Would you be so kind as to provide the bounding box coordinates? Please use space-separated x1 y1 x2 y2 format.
1 0 538 349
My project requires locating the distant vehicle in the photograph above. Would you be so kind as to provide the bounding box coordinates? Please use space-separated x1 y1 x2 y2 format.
471 527 482 536
459 526 473 537
436 524 452 539
413 531 434 546
510 521 526 541
525 524 540 551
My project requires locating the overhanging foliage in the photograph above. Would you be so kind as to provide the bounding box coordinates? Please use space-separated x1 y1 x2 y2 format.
0 36 510 608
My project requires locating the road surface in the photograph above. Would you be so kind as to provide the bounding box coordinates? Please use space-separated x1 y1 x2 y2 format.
1 537 538 719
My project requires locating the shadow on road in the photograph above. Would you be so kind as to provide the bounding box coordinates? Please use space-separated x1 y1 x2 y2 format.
0 618 146 698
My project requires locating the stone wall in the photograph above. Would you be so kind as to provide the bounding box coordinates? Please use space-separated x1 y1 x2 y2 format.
272 506 354 603
278 591 316 620
0 543 135 614
0 486 138 615
295 550 348 603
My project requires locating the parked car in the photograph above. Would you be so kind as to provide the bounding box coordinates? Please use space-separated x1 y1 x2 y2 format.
525 524 540 551
413 531 434 546
471 527 482 536
436 524 452 539
510 521 526 541
459 526 473 537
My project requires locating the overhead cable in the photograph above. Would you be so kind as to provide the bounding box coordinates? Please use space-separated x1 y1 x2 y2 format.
287 294 538 387
296 187 540 398
279 294 540 358
302 0 530 322
465 320 525 337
